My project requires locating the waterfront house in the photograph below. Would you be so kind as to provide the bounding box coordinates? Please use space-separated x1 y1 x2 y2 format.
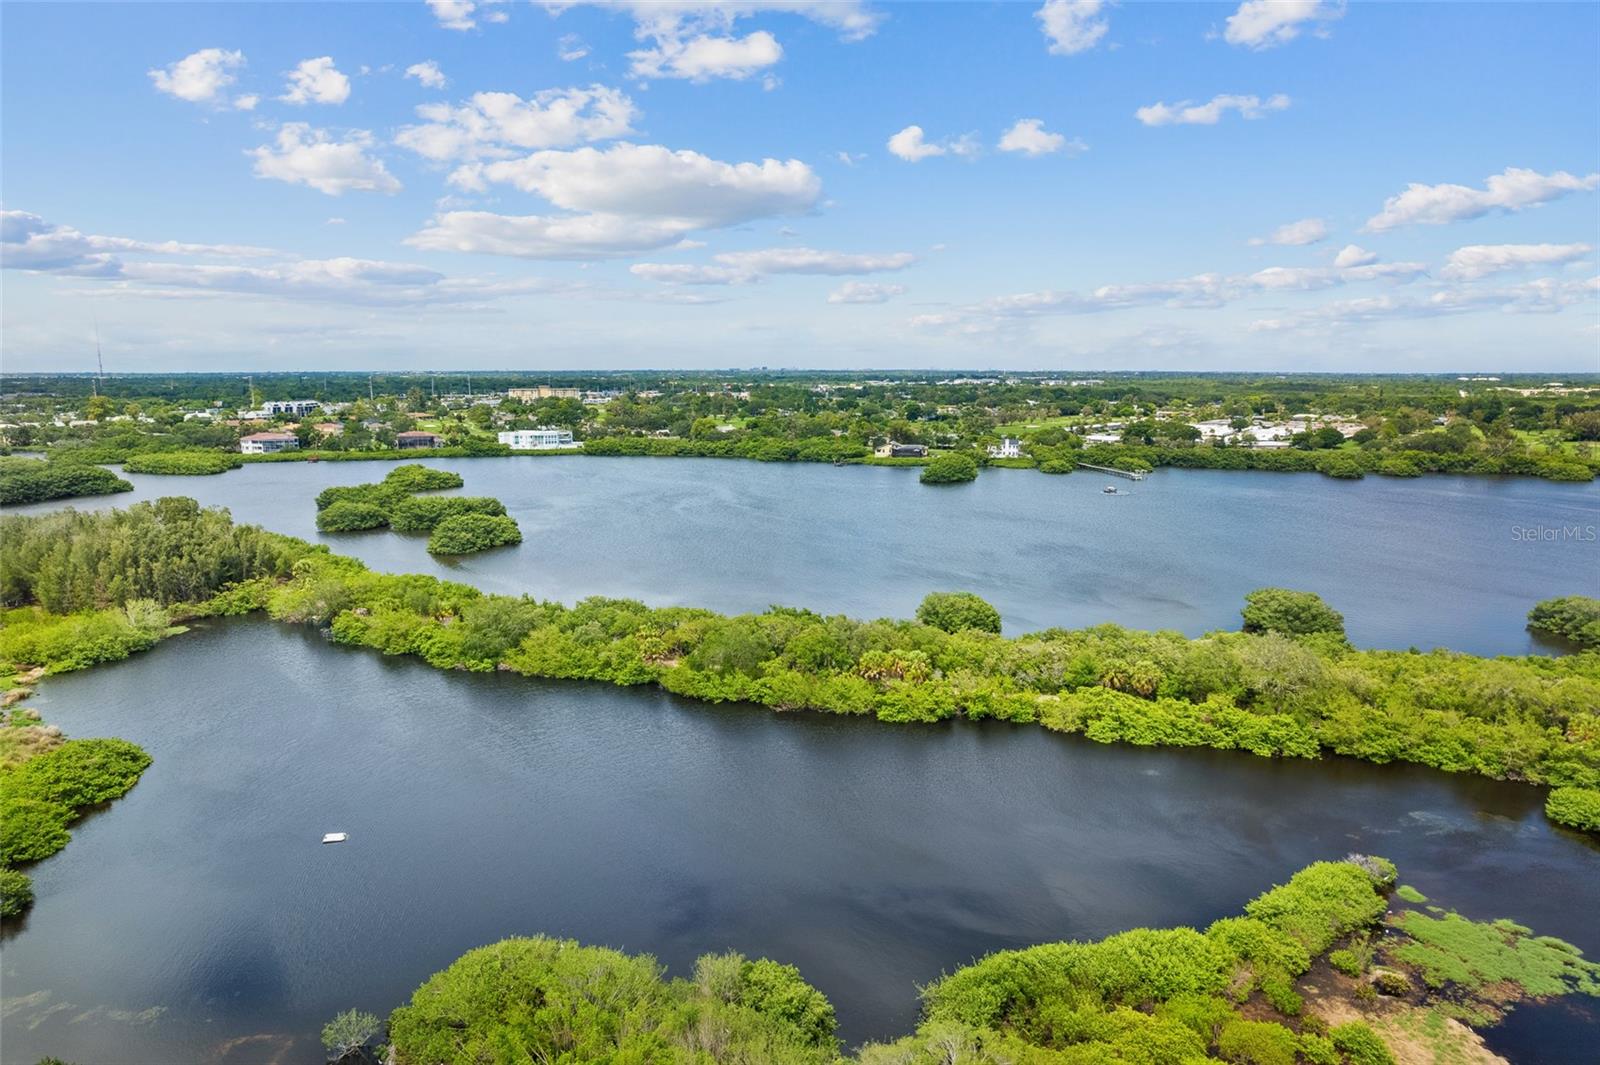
239 431 299 454
498 427 577 450
874 442 929 458
987 437 1023 459
396 430 443 449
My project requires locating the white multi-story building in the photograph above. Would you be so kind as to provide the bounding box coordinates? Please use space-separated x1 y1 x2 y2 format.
262 400 323 416
498 427 577 450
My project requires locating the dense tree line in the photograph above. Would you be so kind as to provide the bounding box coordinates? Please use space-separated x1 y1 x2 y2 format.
3 503 1597 807
121 450 242 475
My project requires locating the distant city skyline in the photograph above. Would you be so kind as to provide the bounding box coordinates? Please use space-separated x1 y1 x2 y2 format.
2 1 1597 372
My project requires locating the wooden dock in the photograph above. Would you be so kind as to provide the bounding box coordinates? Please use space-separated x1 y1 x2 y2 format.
1077 463 1147 480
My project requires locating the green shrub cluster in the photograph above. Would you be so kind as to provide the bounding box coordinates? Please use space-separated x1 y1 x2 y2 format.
316 501 393 533
0 457 132 506
0 603 171 674
388 937 837 1065
390 496 507 533
1241 589 1346 639
1528 596 1600 651
382 464 465 493
121 451 241 475
0 738 151 918
1545 786 1600 832
427 513 523 555
920 452 979 484
916 592 1002 634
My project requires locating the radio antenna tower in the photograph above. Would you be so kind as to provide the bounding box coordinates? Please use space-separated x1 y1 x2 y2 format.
92 318 106 396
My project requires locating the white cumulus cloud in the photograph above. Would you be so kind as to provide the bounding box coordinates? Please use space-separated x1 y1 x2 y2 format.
1136 93 1290 126
250 125 401 196
396 86 637 161
886 125 978 162
1036 0 1109 55
1223 0 1343 50
1441 243 1593 280
149 48 246 105
1365 167 1600 231
828 281 905 303
405 61 449 89
1333 244 1378 268
631 29 782 82
280 57 351 105
998 118 1082 157
411 142 821 259
1249 218 1328 246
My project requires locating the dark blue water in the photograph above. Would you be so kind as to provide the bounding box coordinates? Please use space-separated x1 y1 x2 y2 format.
3 620 1596 1064
14 457 1599 654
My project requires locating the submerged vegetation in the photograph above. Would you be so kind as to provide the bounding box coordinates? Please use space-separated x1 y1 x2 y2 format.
379 855 1600 1065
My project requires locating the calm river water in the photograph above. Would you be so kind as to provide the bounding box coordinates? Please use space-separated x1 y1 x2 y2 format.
12 456 1600 653
4 459 1599 1063
2 620 1598 1064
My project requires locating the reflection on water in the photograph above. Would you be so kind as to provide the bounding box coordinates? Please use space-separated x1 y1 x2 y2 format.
3 619 1596 1064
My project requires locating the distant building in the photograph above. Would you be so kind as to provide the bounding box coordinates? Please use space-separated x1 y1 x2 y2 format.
507 386 582 402
312 422 345 436
1083 431 1123 444
987 437 1023 459
395 430 443 449
498 427 577 450
240 431 300 454
874 442 928 458
262 400 322 416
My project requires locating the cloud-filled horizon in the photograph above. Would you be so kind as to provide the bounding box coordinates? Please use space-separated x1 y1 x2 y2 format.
2 1 1597 373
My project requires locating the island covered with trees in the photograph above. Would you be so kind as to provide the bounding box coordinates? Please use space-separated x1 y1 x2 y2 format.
3 371 1598 494
2 500 1598 1064
310 464 521 554
370 855 1600 1065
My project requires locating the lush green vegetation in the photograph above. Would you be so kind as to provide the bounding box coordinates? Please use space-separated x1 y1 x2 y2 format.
9 371 1596 481
1241 590 1346 639
920 452 979 484
427 513 523 555
390 495 507 533
384 854 1600 1064
0 457 132 506
322 1009 382 1057
121 450 241 475
916 592 1003 634
388 937 839 1065
1391 911 1600 998
0 737 151 919
381 463 465 493
311 465 514 545
0 498 302 616
317 501 393 533
1528 596 1600 651
1544 785 1600 832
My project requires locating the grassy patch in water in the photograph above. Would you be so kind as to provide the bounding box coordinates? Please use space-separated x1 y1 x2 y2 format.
1395 884 1428 904
1391 911 1600 998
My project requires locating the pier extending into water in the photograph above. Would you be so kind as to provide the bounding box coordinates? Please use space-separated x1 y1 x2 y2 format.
1077 463 1147 480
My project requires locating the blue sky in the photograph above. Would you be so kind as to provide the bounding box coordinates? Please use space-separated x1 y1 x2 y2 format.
3 1 1598 372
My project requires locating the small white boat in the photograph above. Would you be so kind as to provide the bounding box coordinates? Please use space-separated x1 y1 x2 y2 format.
321 832 348 844
1103 485 1118 494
